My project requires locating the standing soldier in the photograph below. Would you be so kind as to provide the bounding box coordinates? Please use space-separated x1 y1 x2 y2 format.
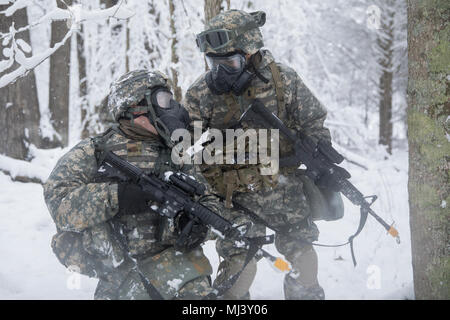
43 69 221 300
185 10 343 299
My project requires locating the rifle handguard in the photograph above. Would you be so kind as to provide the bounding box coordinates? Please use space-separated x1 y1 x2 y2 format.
169 172 205 196
317 139 344 164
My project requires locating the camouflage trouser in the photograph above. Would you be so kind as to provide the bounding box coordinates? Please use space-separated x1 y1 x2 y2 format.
94 271 213 300
216 223 324 300
94 246 214 300
215 222 264 300
275 230 325 300
215 170 325 300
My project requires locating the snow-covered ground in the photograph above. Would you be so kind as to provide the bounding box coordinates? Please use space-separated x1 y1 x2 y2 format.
0 145 413 300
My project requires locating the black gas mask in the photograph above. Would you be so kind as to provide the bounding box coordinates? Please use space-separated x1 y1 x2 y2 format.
205 53 255 96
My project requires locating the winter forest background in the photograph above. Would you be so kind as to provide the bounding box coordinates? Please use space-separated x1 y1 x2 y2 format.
1 0 446 300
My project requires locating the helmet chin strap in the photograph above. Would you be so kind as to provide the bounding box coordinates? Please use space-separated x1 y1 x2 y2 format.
125 105 152 126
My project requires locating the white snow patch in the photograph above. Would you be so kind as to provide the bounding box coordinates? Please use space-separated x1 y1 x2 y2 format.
167 278 183 291
163 171 173 181
209 227 225 239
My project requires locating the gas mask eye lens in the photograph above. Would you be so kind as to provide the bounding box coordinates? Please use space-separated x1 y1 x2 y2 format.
151 88 173 109
206 53 245 72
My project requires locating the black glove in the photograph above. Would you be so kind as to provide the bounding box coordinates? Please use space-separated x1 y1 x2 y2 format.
117 182 152 215
315 166 351 192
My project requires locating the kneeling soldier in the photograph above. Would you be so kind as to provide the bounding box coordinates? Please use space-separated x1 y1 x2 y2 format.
44 69 223 300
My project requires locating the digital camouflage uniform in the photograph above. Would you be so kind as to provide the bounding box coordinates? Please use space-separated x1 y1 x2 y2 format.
184 10 331 299
43 70 229 300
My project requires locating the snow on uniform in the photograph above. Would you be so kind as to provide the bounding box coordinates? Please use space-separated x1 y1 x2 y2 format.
185 10 332 299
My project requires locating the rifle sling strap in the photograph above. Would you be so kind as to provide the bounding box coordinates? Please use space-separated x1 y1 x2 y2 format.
348 206 369 267
204 234 274 300
137 270 165 300
92 125 121 166
268 61 285 117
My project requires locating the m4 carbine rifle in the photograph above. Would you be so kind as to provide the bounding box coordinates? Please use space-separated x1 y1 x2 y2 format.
239 99 400 266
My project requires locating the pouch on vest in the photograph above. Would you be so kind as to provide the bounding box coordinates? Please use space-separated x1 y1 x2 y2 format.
51 222 127 279
202 165 226 195
117 246 213 300
51 231 101 278
298 174 344 221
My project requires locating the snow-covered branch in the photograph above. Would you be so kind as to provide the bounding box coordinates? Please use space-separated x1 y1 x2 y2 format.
0 2 134 89
0 22 74 88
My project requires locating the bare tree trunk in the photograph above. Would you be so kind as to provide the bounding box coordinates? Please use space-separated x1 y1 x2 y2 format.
168 0 182 101
379 70 393 153
0 6 41 160
78 23 90 139
377 2 395 154
407 0 450 300
125 20 130 73
94 0 119 131
204 0 225 22
203 0 226 71
47 0 73 147
145 0 159 69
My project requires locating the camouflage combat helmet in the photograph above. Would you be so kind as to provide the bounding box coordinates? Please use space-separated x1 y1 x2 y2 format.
108 69 170 121
196 10 266 55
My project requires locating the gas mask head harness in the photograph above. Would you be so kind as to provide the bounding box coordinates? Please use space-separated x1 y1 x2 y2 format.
125 86 190 147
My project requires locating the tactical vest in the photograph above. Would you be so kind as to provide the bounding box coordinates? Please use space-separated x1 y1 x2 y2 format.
221 60 285 126
201 61 285 207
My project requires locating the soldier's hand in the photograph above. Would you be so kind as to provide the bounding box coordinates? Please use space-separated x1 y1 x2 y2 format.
315 166 350 192
117 182 152 215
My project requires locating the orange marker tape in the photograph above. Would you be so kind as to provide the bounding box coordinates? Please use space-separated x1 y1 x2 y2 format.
274 258 291 272
388 226 399 238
